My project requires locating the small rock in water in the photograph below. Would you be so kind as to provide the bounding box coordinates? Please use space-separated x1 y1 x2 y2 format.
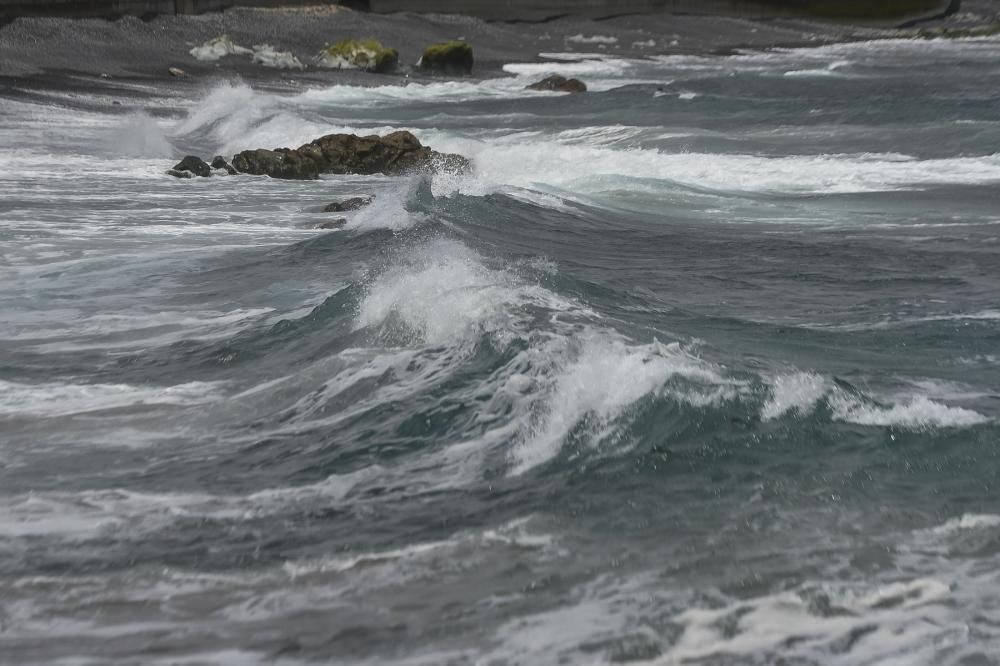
317 218 347 229
168 67 187 78
526 75 587 93
323 196 374 212
210 156 238 175
172 156 212 178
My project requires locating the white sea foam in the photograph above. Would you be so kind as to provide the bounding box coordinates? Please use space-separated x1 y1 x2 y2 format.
758 370 992 428
761 372 828 420
829 393 990 429
0 380 224 417
668 577 959 664
505 56 659 91
354 239 570 346
565 34 619 45
421 133 1000 200
284 515 556 580
923 513 1000 537
0 468 375 539
509 336 701 474
347 238 735 476
347 177 423 231
784 60 853 78
109 112 173 159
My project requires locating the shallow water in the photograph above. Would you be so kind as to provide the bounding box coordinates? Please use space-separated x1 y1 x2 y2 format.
1 38 1000 665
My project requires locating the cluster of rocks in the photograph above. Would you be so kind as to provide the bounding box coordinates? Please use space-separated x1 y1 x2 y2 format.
168 130 469 181
168 155 236 178
189 35 476 75
167 132 467 230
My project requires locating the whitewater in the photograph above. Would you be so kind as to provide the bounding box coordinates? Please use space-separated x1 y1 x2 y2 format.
2 35 1000 666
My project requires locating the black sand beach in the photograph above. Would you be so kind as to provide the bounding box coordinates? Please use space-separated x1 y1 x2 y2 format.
1 1 997 93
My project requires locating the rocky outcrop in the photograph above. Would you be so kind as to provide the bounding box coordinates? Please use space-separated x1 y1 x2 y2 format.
323 196 374 212
317 39 398 73
231 131 469 180
417 41 473 74
526 75 587 93
211 156 238 175
169 155 211 178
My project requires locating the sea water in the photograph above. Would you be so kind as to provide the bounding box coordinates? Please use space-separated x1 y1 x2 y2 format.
1 37 999 665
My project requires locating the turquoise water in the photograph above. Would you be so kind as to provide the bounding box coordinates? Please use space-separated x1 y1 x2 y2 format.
1 38 999 664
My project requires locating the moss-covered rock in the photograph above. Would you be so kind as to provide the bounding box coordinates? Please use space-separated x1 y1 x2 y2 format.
317 39 398 73
418 41 473 74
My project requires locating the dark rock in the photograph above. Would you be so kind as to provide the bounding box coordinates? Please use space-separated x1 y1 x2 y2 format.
230 148 315 179
172 155 212 178
323 196 374 212
231 130 470 180
211 155 238 175
167 169 193 179
418 41 473 74
526 75 588 93
318 218 347 229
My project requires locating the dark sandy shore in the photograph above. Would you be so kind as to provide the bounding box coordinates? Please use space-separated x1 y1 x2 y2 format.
0 1 998 101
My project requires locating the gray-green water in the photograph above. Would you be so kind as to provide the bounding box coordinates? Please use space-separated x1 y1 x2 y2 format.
1 37 1000 665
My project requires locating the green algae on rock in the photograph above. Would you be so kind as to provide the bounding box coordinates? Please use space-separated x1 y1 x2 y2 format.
317 39 399 73
417 41 473 74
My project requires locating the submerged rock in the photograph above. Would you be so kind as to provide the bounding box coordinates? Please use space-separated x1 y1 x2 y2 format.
317 39 398 73
526 75 587 93
231 131 469 180
211 156 238 175
323 196 374 212
417 41 473 74
317 218 347 229
171 155 211 177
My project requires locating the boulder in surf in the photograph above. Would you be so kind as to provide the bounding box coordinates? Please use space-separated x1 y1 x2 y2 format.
170 155 211 178
417 41 473 74
231 130 470 180
211 155 238 175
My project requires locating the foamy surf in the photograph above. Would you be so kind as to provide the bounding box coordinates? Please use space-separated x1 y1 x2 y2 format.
2 30 999 666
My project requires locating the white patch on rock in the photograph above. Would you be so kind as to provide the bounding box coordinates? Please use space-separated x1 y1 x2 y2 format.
189 35 253 62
